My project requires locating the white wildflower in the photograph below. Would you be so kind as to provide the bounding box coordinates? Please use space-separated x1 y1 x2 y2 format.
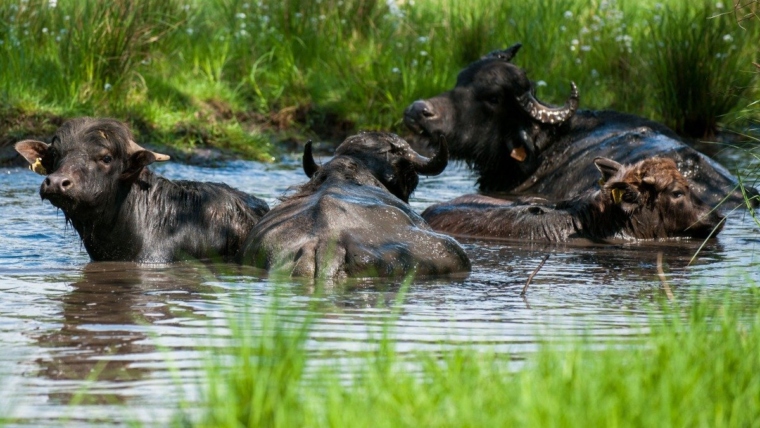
419 50 428 56
104 83 112 91
564 10 573 19
392 67 400 73
235 12 246 19
386 0 403 18
723 34 733 42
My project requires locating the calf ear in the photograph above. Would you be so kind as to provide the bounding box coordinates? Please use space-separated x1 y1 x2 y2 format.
594 157 622 184
120 150 159 181
15 140 52 175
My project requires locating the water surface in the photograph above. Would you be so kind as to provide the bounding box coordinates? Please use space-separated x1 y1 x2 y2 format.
0 151 758 426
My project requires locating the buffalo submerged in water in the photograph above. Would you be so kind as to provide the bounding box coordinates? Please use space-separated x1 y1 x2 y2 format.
404 43 757 208
15 118 269 263
422 157 725 242
238 132 471 280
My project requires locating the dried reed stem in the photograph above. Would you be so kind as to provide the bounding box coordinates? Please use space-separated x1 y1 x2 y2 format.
520 254 550 296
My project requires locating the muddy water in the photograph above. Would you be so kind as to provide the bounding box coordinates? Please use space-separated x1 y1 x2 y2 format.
1 152 759 426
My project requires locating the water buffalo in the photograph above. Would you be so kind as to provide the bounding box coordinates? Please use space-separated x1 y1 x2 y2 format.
239 132 471 280
404 43 756 208
422 157 725 242
14 117 269 262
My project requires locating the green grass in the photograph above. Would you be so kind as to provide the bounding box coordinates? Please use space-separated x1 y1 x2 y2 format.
176 288 760 428
1 0 758 160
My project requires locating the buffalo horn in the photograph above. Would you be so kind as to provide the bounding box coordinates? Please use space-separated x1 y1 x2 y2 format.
302 140 321 178
410 134 449 176
517 82 579 125
127 139 170 161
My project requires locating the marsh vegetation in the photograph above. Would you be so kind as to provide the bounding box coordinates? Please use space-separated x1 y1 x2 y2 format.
1 0 758 160
1 1 759 426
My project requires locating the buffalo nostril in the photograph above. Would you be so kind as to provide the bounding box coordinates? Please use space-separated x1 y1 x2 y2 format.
43 175 74 194
410 100 436 120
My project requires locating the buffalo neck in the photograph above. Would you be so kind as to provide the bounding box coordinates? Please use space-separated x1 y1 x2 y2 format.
67 169 161 261
561 191 635 240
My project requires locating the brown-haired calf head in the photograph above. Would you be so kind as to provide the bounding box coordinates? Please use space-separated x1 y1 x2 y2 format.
594 157 724 239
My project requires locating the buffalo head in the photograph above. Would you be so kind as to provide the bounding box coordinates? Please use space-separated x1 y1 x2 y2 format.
302 131 448 203
404 42 578 189
15 118 169 216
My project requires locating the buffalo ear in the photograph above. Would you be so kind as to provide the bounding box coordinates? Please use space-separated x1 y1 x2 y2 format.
15 140 53 175
487 43 522 62
120 150 158 181
594 157 622 184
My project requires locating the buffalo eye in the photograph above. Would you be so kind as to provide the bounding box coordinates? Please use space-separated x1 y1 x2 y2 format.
101 155 113 164
671 190 685 199
485 94 500 106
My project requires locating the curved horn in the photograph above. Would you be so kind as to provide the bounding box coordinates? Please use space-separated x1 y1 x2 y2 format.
128 139 170 161
409 134 449 176
517 81 579 125
302 140 321 178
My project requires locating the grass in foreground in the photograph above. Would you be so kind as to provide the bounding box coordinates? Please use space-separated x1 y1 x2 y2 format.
1 0 758 160
176 289 760 427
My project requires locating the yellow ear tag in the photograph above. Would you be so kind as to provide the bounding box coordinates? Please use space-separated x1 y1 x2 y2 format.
611 188 623 204
598 178 606 186
510 146 527 162
30 158 47 175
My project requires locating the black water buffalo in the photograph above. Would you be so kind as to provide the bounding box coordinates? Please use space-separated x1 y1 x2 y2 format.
422 157 725 242
239 132 471 279
404 43 756 207
14 117 269 262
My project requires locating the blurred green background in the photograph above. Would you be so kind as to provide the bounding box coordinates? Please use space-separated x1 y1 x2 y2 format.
1 0 758 161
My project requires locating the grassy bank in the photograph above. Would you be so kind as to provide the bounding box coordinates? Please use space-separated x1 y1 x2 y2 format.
1 0 758 161
176 289 760 427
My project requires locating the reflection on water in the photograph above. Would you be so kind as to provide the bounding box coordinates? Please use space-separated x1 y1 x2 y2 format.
0 152 758 425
